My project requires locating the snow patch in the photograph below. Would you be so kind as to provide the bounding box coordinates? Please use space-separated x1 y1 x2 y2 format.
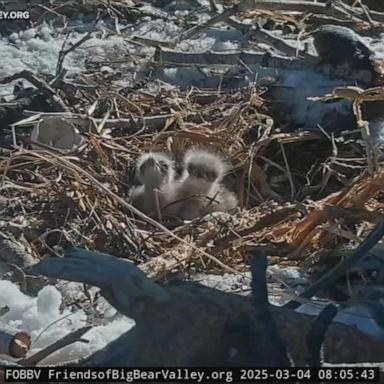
0 280 134 364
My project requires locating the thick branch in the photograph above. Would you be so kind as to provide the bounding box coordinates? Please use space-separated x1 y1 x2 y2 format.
29 248 384 366
0 322 31 358
155 47 317 69
0 70 70 112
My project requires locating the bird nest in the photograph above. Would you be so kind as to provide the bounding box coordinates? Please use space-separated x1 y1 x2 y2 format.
1 0 384 282
2 80 384 280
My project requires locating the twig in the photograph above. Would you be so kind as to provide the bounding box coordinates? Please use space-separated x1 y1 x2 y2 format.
131 35 173 48
279 142 296 200
33 313 75 344
174 4 241 44
309 85 384 173
56 30 94 77
1 70 70 112
226 19 313 59
239 0 365 21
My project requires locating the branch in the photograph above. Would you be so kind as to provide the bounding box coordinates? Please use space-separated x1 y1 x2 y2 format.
18 326 93 366
155 47 317 69
28 247 171 320
0 70 70 112
285 221 384 309
56 31 94 77
175 3 241 44
305 304 338 367
239 0 360 21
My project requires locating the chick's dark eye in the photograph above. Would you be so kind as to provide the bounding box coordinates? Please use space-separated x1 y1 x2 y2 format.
158 161 168 174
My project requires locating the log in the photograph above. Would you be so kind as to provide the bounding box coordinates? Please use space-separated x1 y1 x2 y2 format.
0 322 31 358
29 248 290 366
155 47 317 70
28 248 384 367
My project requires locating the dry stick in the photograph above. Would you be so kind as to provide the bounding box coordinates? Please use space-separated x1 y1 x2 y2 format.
360 120 376 174
155 47 315 69
55 30 94 77
18 326 92 366
33 313 74 344
358 0 376 25
240 0 361 21
279 142 296 201
250 27 309 58
311 86 384 173
209 0 220 13
284 220 384 310
351 99 378 175
24 150 239 274
0 70 69 112
131 35 173 49
337 0 380 25
35 1 74 23
226 15 314 59
175 3 241 44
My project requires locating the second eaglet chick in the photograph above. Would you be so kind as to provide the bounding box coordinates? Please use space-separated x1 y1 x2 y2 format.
129 152 175 216
163 148 238 220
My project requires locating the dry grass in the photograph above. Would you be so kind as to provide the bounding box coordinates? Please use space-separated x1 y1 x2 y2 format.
2 83 384 280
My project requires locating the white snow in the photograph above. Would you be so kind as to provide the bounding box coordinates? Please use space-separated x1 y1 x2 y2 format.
267 69 352 130
369 117 384 146
0 280 134 364
1 259 384 365
297 301 384 341
2 9 384 364
0 18 243 97
0 27 129 96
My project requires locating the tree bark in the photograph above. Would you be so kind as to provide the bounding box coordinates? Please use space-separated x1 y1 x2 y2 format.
28 248 384 367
